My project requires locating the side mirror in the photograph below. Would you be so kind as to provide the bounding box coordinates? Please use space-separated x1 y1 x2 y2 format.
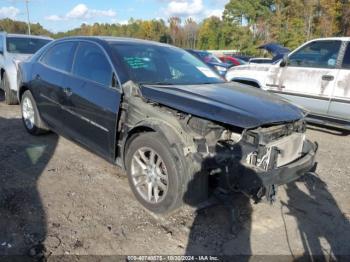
280 54 289 67
0 50 3 55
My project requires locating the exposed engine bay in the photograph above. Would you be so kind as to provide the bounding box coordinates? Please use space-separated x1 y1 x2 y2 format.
185 116 309 202
117 81 317 205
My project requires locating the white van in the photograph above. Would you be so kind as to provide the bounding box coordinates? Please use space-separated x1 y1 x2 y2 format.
226 38 350 129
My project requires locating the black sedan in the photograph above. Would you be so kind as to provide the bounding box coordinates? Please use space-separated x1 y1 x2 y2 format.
18 37 317 214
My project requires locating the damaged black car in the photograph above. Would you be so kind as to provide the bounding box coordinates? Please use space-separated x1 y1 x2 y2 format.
17 37 317 214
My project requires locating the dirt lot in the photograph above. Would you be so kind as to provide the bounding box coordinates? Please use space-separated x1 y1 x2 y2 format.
0 90 350 259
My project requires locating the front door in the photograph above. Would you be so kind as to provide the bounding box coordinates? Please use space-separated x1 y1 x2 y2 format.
271 40 341 116
61 41 121 159
328 42 350 122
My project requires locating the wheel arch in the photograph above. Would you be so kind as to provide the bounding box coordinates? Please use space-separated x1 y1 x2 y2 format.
17 84 30 102
121 118 188 169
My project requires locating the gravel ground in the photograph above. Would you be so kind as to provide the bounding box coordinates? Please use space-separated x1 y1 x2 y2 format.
0 90 349 259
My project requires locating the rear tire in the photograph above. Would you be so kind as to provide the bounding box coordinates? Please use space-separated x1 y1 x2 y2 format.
125 132 187 214
2 73 18 105
21 90 49 135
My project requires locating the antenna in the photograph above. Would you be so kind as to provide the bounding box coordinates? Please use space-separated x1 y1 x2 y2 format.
25 0 31 35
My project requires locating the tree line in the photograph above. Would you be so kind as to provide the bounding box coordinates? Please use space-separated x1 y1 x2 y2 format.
1 0 350 56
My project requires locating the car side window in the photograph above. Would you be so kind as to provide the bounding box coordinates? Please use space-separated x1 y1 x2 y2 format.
342 43 350 69
72 42 112 86
41 42 76 72
288 40 341 69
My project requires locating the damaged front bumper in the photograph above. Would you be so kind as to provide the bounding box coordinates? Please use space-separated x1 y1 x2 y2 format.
256 139 318 187
219 139 318 202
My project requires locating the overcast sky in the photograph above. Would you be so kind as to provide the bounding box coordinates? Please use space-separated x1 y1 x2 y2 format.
0 0 229 32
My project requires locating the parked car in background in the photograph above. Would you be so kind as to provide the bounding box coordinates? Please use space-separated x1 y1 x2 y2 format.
219 55 247 67
0 32 52 104
249 57 273 64
185 49 229 76
18 37 317 214
226 37 350 130
231 54 252 62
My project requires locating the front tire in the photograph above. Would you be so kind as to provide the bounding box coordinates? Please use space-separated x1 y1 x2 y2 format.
2 73 18 105
21 90 49 135
125 132 187 214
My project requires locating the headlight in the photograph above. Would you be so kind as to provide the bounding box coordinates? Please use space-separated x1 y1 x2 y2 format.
220 130 243 143
214 65 227 73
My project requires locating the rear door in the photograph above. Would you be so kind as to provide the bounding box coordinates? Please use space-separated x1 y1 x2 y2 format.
61 41 121 159
272 40 341 116
328 42 350 122
33 41 77 127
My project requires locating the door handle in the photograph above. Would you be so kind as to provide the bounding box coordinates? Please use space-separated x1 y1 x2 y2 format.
322 75 334 81
63 87 73 96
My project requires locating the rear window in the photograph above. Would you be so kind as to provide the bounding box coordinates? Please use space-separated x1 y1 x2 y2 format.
6 37 51 54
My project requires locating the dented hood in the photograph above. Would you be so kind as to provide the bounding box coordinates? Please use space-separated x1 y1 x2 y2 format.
140 82 304 129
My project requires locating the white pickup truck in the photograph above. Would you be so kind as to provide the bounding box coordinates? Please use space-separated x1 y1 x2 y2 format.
226 38 350 130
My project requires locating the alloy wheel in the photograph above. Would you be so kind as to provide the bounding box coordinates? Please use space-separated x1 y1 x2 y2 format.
22 97 35 130
131 147 169 204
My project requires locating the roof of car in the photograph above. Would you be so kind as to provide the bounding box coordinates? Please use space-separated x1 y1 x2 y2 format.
1 33 52 40
58 36 172 47
309 37 350 42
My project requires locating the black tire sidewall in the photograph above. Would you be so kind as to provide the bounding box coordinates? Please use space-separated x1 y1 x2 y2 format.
125 132 185 214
